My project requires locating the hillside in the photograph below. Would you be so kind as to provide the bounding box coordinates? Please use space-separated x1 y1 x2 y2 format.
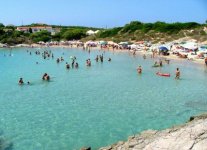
0 23 102 45
0 21 207 45
82 21 207 43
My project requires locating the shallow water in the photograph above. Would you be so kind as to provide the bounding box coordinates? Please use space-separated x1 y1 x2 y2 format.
0 47 207 150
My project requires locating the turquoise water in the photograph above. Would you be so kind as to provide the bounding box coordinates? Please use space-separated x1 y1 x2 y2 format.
0 47 207 150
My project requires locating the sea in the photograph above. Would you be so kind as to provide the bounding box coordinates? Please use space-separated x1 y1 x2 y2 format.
0 47 207 150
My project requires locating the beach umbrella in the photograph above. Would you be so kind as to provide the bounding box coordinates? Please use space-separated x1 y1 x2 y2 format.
119 42 128 45
198 45 207 53
159 46 168 52
181 42 198 51
130 44 137 49
180 41 186 44
107 41 114 45
99 41 107 45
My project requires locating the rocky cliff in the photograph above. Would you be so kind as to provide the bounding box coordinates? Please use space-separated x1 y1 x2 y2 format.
99 113 207 150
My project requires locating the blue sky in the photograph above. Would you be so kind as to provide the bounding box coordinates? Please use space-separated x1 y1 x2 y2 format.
0 0 206 27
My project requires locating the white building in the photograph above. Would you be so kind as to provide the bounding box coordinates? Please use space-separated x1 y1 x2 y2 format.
16 26 59 35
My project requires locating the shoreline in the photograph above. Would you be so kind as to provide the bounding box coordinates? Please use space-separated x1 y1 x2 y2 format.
1 44 206 66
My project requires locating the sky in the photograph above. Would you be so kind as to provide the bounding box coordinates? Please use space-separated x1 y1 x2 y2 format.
0 0 206 28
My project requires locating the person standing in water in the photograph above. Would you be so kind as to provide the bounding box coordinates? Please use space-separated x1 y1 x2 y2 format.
205 57 207 66
159 59 163 67
75 62 79 68
175 68 180 79
137 66 142 74
133 50 136 55
95 55 99 62
72 60 75 68
56 58 60 63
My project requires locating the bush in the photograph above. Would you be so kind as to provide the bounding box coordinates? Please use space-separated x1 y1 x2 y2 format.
99 27 122 38
30 30 51 42
62 29 86 40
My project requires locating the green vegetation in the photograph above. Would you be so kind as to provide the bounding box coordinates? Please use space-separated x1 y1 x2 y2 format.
0 21 206 45
99 27 122 38
0 23 99 45
62 29 86 40
30 30 51 43
85 21 207 43
0 25 31 44
98 21 202 36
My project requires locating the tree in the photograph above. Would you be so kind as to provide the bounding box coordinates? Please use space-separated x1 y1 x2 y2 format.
0 23 4 28
63 29 86 40
121 21 143 33
99 27 122 38
29 28 33 33
30 30 51 42
142 23 153 33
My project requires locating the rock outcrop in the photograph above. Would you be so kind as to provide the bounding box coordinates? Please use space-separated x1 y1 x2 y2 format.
99 113 207 150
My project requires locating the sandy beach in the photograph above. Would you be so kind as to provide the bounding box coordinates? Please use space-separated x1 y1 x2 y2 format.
24 43 206 66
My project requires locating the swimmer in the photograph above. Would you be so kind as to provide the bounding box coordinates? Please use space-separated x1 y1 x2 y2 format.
56 58 60 63
137 66 142 74
86 59 91 66
108 58 111 62
66 63 70 69
42 73 48 80
46 75 50 81
19 78 24 85
75 62 79 68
